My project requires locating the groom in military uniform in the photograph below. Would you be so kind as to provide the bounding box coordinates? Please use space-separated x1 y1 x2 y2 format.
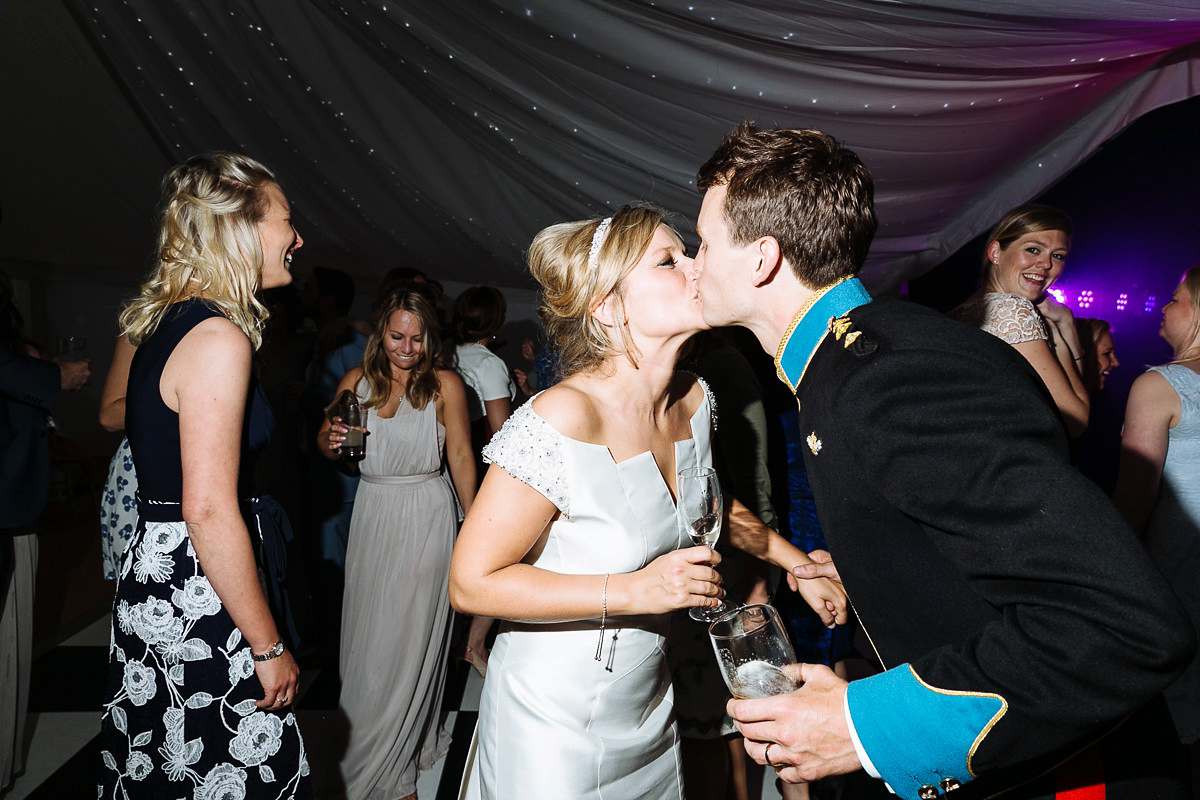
694 123 1193 800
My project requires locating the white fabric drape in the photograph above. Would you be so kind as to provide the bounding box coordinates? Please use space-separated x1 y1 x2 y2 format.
29 2 1200 288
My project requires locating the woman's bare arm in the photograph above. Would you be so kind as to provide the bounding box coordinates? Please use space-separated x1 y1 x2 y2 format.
167 317 297 708
1011 337 1090 437
726 497 847 625
99 335 136 431
438 369 478 514
483 396 513 439
448 464 723 621
1113 370 1177 534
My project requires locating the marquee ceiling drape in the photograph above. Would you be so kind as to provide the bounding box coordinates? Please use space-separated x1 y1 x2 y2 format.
5 1 1200 290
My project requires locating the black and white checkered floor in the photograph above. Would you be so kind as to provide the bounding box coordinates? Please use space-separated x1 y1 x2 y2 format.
6 606 481 800
7 607 785 799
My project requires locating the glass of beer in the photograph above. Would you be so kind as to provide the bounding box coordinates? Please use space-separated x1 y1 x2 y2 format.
708 604 800 698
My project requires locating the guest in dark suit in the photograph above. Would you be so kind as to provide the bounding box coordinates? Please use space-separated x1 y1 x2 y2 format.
0 267 90 793
693 123 1195 800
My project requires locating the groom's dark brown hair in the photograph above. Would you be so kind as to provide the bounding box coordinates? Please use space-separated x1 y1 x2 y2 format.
697 122 877 289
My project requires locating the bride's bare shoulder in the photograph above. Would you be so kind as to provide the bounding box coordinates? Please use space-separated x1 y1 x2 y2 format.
530 379 602 443
673 370 706 416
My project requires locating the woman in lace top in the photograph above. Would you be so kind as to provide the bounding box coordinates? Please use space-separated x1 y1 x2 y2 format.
448 205 845 799
949 204 1090 436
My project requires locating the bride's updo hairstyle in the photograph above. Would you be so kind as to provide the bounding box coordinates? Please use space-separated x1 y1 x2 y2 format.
528 204 668 379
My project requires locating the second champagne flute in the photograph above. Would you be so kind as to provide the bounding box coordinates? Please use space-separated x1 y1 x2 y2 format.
677 465 727 622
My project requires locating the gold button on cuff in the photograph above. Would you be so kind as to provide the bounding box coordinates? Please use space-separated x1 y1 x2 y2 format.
940 777 962 792
917 786 939 800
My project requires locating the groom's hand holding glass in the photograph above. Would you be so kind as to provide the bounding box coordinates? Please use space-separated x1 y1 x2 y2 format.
719 558 857 786
727 662 863 784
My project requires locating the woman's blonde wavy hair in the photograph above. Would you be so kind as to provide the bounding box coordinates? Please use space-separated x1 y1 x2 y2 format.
120 153 278 349
528 204 668 380
360 289 445 411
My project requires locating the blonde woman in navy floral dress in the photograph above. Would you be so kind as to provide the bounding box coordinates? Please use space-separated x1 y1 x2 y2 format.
98 153 310 799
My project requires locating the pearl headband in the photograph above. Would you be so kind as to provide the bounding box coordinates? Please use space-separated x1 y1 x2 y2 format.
588 216 613 271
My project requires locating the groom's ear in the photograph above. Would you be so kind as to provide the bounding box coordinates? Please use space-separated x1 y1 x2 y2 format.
751 236 784 288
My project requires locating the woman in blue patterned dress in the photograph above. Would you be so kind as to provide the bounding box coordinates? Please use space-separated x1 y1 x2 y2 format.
98 153 310 799
98 335 138 580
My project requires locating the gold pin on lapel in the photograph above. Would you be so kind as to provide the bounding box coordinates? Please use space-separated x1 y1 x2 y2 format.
843 330 861 348
806 432 822 455
830 316 852 341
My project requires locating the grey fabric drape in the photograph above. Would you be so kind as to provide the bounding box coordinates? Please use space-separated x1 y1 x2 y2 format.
13 1 1200 288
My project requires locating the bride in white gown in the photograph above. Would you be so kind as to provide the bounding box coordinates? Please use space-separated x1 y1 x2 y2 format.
449 205 846 800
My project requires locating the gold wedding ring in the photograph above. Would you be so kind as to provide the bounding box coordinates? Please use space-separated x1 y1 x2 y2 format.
764 742 782 768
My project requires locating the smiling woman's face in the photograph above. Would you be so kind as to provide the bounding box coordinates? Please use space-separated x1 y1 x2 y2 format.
986 229 1070 303
257 182 303 289
384 309 425 373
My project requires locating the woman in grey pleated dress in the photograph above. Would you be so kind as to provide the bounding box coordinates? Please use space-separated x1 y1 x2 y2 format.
319 289 476 800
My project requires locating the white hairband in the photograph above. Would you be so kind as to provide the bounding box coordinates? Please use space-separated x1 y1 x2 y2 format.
588 217 613 271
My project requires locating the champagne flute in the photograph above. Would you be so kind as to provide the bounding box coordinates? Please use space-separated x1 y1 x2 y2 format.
708 603 800 698
677 466 726 622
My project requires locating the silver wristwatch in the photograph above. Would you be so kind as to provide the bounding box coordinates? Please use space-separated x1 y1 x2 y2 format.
252 640 285 662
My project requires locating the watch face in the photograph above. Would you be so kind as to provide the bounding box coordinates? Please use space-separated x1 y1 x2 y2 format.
254 641 284 660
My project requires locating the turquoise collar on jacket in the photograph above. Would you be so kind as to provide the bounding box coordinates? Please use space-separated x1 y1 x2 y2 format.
774 276 872 393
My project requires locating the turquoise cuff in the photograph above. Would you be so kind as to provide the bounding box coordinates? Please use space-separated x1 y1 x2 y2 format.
846 665 1005 799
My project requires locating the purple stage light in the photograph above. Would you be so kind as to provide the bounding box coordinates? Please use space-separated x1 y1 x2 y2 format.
1076 290 1094 310
1145 295 1157 313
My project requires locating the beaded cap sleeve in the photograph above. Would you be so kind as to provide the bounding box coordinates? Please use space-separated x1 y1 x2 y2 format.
483 399 570 515
952 292 1047 345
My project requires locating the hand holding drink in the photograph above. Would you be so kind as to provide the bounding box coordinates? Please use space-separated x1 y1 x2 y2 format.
338 404 365 462
328 388 367 463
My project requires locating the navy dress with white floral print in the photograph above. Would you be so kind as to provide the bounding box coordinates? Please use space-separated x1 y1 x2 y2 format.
99 299 310 799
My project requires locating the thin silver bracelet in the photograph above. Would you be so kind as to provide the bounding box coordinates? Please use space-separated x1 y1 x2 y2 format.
595 573 609 662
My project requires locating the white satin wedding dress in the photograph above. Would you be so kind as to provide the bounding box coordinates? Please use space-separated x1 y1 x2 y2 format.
462 381 714 800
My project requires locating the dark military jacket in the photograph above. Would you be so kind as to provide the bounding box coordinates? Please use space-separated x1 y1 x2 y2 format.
779 285 1192 800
